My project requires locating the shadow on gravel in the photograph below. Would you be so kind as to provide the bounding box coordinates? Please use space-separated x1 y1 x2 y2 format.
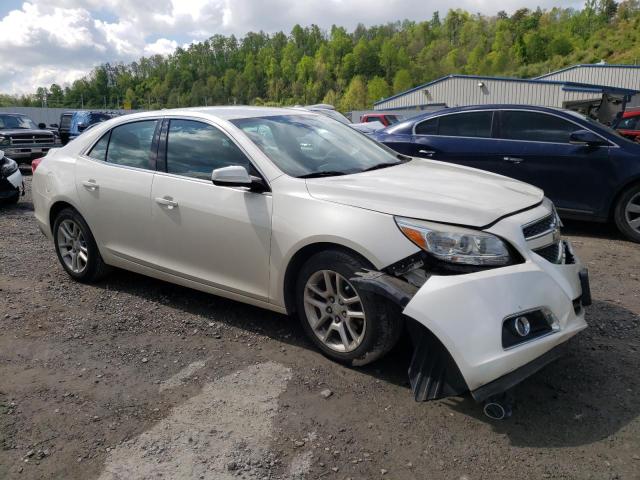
92 266 640 449
448 299 640 448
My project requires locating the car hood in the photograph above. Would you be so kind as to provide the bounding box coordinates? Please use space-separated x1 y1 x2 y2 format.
305 160 544 228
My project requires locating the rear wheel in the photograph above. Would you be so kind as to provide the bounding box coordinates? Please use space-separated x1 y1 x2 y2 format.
295 249 403 366
53 208 110 282
614 184 640 243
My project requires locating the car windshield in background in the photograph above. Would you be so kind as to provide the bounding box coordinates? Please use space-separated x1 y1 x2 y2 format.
311 108 352 125
231 114 404 178
565 110 629 142
0 115 38 130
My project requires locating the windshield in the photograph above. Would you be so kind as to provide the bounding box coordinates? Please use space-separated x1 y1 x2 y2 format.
0 114 38 129
231 114 404 177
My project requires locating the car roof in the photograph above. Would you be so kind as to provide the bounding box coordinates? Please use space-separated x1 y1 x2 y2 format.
126 106 312 121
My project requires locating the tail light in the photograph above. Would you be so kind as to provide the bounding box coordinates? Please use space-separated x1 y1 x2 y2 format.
31 157 43 174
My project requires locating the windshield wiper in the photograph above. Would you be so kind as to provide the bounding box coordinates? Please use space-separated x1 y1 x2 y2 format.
298 171 348 179
361 160 406 172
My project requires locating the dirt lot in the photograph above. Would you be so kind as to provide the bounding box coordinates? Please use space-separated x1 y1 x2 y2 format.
1 175 639 480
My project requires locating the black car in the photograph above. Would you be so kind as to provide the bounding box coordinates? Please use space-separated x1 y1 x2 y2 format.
374 105 640 242
58 112 73 144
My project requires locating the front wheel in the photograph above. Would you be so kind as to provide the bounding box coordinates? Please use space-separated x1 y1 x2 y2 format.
53 208 111 282
295 249 403 366
614 184 640 243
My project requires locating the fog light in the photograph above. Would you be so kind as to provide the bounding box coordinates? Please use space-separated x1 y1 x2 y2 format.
513 316 531 337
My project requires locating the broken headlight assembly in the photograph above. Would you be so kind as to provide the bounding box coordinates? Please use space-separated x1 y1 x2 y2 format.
395 217 511 267
0 157 18 178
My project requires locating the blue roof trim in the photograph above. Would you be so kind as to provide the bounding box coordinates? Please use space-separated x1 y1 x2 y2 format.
535 63 640 80
374 73 639 106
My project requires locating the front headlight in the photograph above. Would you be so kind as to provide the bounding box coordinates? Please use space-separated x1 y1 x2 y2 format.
395 217 511 266
0 157 18 178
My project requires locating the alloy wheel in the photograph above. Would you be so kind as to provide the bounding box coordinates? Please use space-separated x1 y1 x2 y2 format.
303 270 366 353
57 219 89 274
625 192 640 235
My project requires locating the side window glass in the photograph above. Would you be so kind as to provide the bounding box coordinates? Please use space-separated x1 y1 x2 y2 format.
106 120 157 169
499 111 576 143
166 119 253 180
618 117 639 130
415 118 438 135
88 132 110 161
438 112 493 138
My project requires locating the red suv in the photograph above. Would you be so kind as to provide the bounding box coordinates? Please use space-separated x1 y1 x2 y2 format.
615 109 640 142
360 113 399 127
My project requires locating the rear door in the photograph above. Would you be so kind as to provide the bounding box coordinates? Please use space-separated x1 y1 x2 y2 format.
75 119 160 263
411 111 510 174
494 110 611 215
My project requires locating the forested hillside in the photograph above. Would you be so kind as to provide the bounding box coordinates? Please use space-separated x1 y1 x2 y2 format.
3 0 640 111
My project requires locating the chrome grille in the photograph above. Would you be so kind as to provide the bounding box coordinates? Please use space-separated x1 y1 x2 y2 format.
522 213 558 240
10 134 55 145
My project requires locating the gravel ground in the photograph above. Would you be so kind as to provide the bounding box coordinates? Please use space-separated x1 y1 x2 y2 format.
1 175 639 480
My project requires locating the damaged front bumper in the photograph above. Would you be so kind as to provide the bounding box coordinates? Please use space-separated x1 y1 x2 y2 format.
353 204 589 403
0 168 24 199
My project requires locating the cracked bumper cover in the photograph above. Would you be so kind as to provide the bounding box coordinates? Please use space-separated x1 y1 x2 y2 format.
353 243 588 401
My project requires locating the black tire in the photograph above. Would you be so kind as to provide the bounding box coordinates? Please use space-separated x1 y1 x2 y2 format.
295 249 403 366
52 208 111 282
614 183 640 243
7 193 19 204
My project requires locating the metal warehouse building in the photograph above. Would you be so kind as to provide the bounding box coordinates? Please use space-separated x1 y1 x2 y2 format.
374 64 640 122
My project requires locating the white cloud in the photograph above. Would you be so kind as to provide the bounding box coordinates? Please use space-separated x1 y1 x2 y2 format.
0 0 585 94
144 38 178 56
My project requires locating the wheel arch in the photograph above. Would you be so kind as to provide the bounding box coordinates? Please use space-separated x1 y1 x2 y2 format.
49 200 79 231
282 242 375 315
608 174 640 219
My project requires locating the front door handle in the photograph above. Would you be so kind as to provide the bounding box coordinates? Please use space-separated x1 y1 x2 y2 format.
503 156 524 164
155 196 178 209
82 180 99 191
418 149 436 157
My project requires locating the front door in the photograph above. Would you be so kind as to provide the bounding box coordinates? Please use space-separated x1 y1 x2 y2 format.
75 119 159 263
495 110 611 215
150 118 272 301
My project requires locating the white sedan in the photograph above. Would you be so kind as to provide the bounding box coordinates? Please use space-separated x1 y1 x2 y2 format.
31 107 589 413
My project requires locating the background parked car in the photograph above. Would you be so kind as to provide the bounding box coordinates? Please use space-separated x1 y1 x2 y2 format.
303 104 386 134
67 111 118 143
0 113 59 164
360 113 399 127
614 108 640 142
58 112 73 144
0 150 23 204
373 105 640 242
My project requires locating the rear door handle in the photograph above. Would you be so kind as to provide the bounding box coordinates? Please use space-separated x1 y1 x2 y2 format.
155 196 178 209
418 149 436 157
82 180 99 191
503 156 524 164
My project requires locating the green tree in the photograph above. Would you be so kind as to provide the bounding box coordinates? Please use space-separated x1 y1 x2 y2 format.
339 75 367 111
392 69 413 94
367 76 390 105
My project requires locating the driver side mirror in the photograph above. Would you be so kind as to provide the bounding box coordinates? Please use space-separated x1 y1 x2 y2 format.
38 122 47 129
211 166 268 192
569 129 608 147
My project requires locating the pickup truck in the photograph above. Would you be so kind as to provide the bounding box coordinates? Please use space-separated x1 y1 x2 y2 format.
360 113 400 127
0 113 59 164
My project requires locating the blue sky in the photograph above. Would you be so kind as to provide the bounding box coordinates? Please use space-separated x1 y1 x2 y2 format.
0 0 584 94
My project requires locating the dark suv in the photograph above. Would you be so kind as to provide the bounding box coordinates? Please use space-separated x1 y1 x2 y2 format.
374 105 640 242
0 113 57 163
